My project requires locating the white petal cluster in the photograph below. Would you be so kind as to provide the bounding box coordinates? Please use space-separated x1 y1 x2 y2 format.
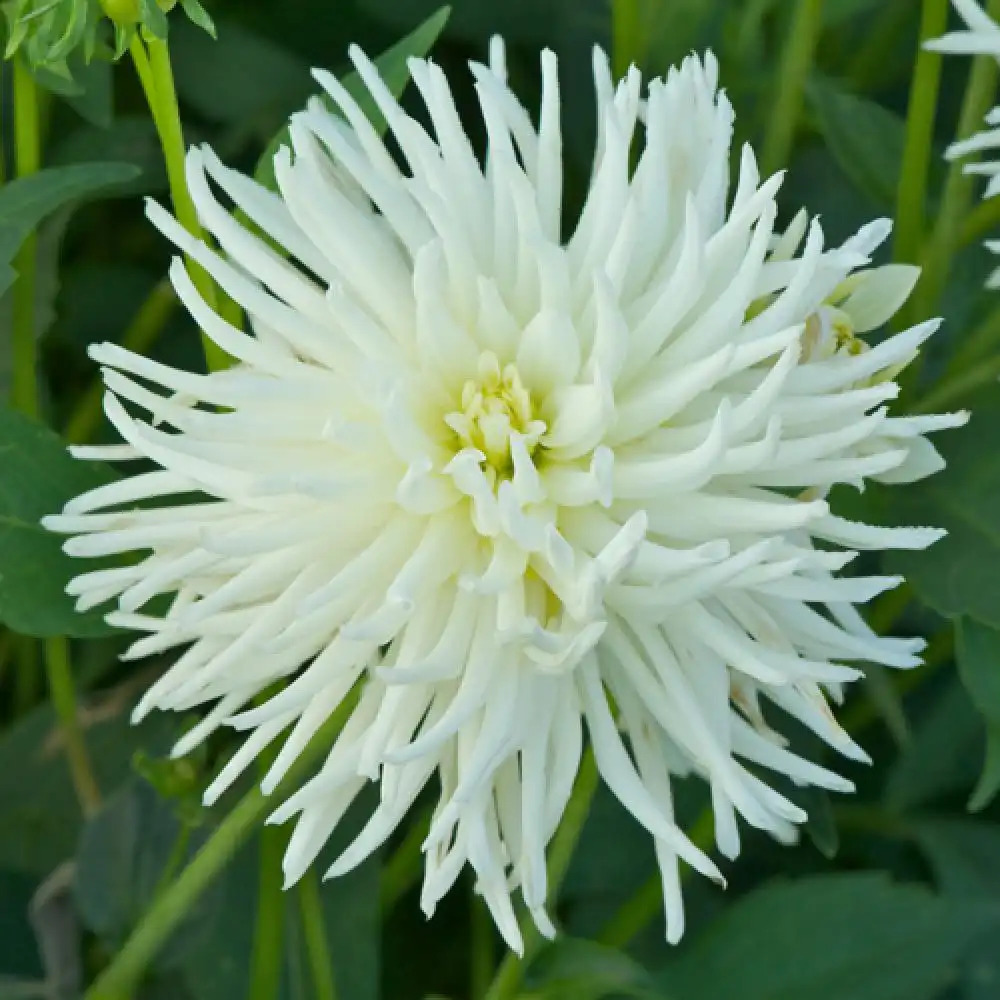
928 0 1000 284
47 42 963 950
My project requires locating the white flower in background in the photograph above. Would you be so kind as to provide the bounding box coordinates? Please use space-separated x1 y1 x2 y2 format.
46 41 964 951
928 0 1000 284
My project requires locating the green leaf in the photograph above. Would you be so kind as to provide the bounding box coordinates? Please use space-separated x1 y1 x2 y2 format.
884 679 983 812
0 405 117 637
656 873 996 1000
527 939 657 1000
75 780 222 970
913 821 1000 999
0 161 140 296
62 53 114 128
957 618 1000 726
968 725 1000 812
254 6 451 190
52 117 166 195
807 78 907 211
170 18 313 127
955 618 1000 809
179 0 214 37
0 702 173 875
884 400 1000 629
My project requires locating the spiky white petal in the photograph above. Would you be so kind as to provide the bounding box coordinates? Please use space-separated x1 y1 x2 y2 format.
48 43 960 951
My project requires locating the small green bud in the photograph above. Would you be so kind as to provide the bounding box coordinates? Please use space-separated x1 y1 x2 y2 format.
99 0 176 27
99 0 141 25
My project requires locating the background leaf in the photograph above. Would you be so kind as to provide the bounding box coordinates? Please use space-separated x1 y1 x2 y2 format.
0 406 121 637
656 873 998 1000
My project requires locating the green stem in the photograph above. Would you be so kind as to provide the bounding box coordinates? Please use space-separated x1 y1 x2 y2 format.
248 826 288 1000
129 31 228 372
907 0 1000 337
64 279 178 443
379 805 431 915
893 0 950 274
298 870 337 1000
482 749 599 1000
12 57 41 417
470 894 495 999
597 806 715 949
761 0 826 178
45 636 102 817
611 0 642 79
85 692 357 1000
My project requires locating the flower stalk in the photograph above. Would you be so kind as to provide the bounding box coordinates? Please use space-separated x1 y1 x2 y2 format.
893 0 951 274
129 29 228 371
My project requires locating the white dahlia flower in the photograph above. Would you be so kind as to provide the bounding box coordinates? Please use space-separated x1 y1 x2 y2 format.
928 0 1000 284
47 42 963 950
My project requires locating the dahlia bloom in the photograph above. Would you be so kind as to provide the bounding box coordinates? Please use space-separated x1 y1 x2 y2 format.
928 0 1000 283
47 42 963 950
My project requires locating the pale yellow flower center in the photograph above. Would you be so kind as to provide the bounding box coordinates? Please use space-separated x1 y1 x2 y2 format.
445 352 546 476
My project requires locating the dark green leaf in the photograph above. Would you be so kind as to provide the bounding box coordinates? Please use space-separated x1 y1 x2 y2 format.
914 821 1000 999
254 6 451 190
0 702 173 875
956 618 1000 726
885 400 1000 628
75 780 221 969
656 873 995 1000
170 18 313 126
62 54 114 128
52 118 166 195
527 939 657 1000
0 162 140 296
884 679 983 812
807 78 906 211
968 726 1000 812
0 406 118 637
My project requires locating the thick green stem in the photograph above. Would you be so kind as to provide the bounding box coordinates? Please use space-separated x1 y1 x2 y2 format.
129 32 228 372
893 0 950 274
298 870 338 1000
482 749 599 1000
611 0 642 79
85 694 356 1000
12 57 41 417
45 636 102 817
907 0 1000 335
248 827 288 1000
761 0 826 178
65 279 178 443
597 806 715 949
